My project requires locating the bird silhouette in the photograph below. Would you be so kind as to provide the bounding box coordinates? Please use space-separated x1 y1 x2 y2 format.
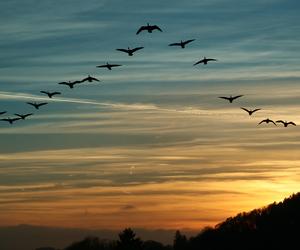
219 95 243 103
241 107 261 116
40 91 61 98
58 80 82 89
0 111 7 115
116 47 144 56
14 113 33 120
194 57 217 65
97 63 122 70
169 39 195 48
136 23 162 34
276 120 296 127
80 75 100 83
1 117 21 124
26 102 48 109
258 118 277 126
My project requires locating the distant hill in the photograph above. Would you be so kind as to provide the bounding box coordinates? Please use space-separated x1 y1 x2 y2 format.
188 192 300 250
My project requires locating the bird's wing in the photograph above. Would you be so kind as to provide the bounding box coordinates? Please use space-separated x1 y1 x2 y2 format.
58 82 68 85
168 43 181 46
193 59 204 65
258 119 267 125
240 107 250 113
26 102 34 106
252 108 261 113
116 48 129 53
90 77 100 81
96 65 107 68
73 80 83 84
131 47 144 52
276 120 284 124
219 96 229 100
288 122 296 126
233 95 243 100
270 120 277 125
14 113 21 117
1 118 9 122
184 39 195 45
153 25 162 32
136 26 146 34
0 111 7 115
40 91 48 95
207 58 217 61
110 64 121 67
12 118 21 122
24 113 33 117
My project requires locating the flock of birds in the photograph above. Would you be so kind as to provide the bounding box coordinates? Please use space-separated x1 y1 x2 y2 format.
0 23 296 128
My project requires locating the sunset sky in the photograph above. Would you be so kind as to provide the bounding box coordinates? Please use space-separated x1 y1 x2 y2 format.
1 0 300 231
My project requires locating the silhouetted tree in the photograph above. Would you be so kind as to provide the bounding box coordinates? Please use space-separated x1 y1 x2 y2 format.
173 230 187 250
116 228 142 250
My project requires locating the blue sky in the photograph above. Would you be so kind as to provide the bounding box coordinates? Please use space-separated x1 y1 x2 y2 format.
1 0 300 230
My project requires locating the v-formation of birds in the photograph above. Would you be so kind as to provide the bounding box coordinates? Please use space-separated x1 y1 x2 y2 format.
0 23 296 127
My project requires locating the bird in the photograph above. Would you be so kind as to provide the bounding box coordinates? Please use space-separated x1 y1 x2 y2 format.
0 111 7 115
58 80 82 89
219 95 243 103
116 47 144 56
276 120 296 127
96 63 122 70
258 118 277 126
26 102 48 109
40 91 61 98
1 117 21 124
194 57 217 65
136 23 162 34
14 113 33 120
169 39 195 48
80 75 100 83
241 107 261 116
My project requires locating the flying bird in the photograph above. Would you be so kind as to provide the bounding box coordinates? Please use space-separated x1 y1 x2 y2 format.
14 113 33 120
40 91 61 98
0 111 7 115
219 95 244 103
96 63 122 70
116 47 144 56
26 102 48 109
258 118 277 126
276 120 296 127
241 107 261 116
194 57 217 65
136 23 162 34
1 117 20 124
58 80 82 89
169 39 195 48
80 75 100 83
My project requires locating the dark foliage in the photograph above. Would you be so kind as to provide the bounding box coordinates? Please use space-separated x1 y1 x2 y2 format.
64 193 300 250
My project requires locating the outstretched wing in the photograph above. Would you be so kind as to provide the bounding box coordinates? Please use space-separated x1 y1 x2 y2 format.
270 120 277 125
241 107 250 113
0 111 7 115
252 108 261 113
58 81 68 85
152 25 162 32
37 102 48 107
183 39 195 45
116 48 129 53
169 42 181 46
218 96 230 101
276 120 285 124
90 77 100 81
40 91 49 95
52 92 61 96
131 47 144 53
136 26 146 35
26 102 35 107
110 64 121 67
207 58 217 62
232 95 243 100
258 119 267 125
288 122 296 126
193 59 204 66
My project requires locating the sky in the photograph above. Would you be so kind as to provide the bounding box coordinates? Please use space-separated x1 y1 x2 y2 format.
1 0 300 232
